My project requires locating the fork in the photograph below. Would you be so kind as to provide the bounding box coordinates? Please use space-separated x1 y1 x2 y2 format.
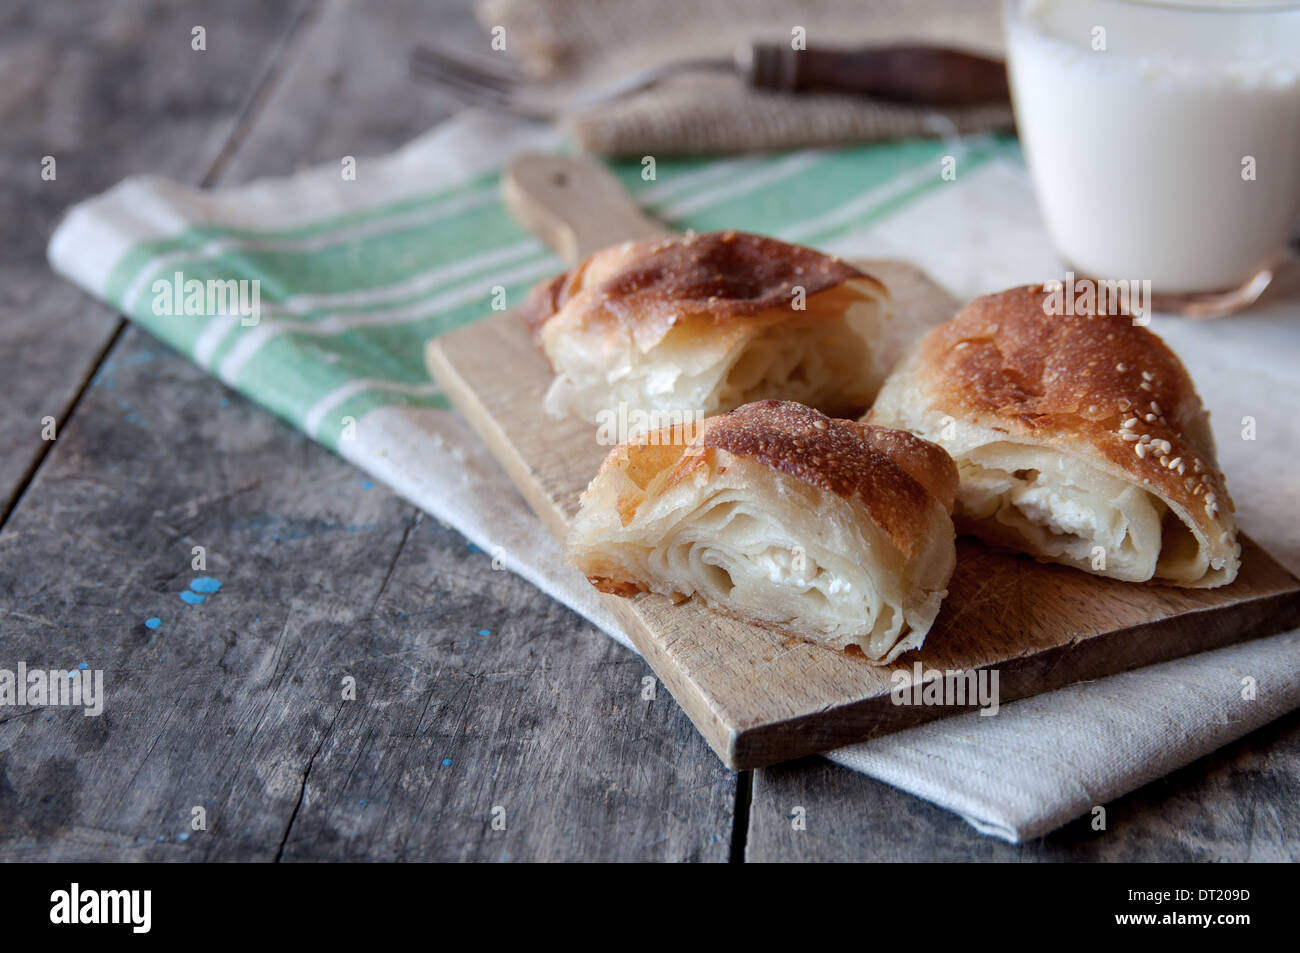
410 43 1009 120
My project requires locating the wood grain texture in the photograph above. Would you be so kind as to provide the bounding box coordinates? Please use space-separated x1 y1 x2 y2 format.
0 0 736 862
0 328 733 862
0 0 314 521
426 264 1300 770
502 153 673 259
745 709 1300 861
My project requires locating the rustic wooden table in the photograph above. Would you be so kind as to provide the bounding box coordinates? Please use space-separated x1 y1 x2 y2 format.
2 0 1296 862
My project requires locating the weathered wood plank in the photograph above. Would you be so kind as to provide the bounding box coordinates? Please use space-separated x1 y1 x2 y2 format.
745 710 1300 861
0 325 735 861
0 0 315 521
0 0 737 861
276 500 736 862
214 0 482 181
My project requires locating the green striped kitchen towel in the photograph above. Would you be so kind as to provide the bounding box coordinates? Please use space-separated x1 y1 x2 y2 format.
47 111 1010 646
55 116 1007 455
50 110 1300 844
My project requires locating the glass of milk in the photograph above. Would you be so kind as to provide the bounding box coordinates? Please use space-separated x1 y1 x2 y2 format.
1005 0 1300 316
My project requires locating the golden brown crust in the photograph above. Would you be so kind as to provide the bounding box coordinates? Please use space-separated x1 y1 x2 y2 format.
847 421 959 512
911 285 1232 525
517 230 885 351
518 272 568 346
610 400 956 558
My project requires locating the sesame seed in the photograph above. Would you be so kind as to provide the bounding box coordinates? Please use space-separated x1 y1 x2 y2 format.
1140 382 1153 391
1142 371 1154 381
1145 413 1157 422
1123 417 1138 428
1159 455 1170 466
1116 363 1127 372
1118 398 1132 410
1140 434 1152 443
1120 431 1139 441
1150 401 1161 414
1135 443 1147 458
1168 457 1182 469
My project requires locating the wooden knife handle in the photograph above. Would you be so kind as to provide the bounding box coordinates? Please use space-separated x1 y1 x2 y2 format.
502 154 672 264
744 43 1009 106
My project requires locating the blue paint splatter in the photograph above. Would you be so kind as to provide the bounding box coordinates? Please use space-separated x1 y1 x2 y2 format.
442 758 453 767
145 618 161 630
178 832 190 842
478 629 490 637
467 542 483 554
190 577 222 594
360 480 374 489
78 663 88 670
67 671 76 679
179 591 205 605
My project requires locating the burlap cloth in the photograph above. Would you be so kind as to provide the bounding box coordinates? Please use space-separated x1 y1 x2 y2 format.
474 0 1015 155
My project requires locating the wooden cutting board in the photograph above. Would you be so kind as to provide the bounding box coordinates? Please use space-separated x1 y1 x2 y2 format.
426 154 1300 770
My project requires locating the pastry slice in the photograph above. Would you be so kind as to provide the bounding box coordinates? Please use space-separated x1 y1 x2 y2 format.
520 231 901 434
568 400 958 663
869 284 1240 587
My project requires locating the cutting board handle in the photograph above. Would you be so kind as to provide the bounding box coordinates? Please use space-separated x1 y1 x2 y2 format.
502 153 673 264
